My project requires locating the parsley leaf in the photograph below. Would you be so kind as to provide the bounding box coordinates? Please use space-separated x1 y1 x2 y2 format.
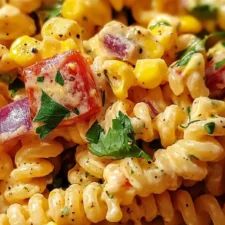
37 76 44 82
86 112 151 160
190 4 218 20
8 78 25 97
176 38 205 67
204 122 215 134
42 1 62 20
34 90 70 139
55 70 64 86
215 58 225 70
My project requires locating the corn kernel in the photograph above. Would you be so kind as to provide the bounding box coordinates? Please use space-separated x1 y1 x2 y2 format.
218 5 225 30
8 0 42 13
134 59 168 89
0 44 17 72
62 0 111 26
41 37 80 59
9 36 41 67
0 5 35 41
41 17 82 42
109 0 123 11
179 15 202 34
62 0 111 38
149 21 177 51
103 60 136 99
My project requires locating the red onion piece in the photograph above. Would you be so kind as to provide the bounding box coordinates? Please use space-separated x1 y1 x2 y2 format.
0 97 32 143
103 34 135 60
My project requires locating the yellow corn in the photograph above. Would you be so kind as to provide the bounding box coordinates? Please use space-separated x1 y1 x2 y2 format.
109 0 123 11
8 0 42 13
62 0 112 38
0 44 17 72
0 5 35 41
149 21 177 51
179 15 202 34
41 17 82 41
9 35 41 67
218 5 225 30
134 59 168 89
103 60 136 99
41 37 79 59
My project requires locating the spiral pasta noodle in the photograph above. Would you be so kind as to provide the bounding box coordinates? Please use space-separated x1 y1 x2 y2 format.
4 137 63 203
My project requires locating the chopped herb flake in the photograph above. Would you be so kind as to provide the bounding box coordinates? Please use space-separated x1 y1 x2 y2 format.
215 58 225 70
37 76 44 82
73 108 80 115
34 90 70 139
86 112 151 160
149 20 171 30
61 207 70 216
180 120 201 128
204 122 215 134
55 70 64 86
190 4 218 20
9 78 25 97
176 38 205 67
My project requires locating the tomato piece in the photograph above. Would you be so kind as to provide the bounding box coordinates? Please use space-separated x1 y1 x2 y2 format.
23 50 101 126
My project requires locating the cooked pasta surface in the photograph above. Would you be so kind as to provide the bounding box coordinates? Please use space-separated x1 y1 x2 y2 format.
1 0 225 225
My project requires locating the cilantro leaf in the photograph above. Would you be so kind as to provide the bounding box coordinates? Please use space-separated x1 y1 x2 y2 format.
215 58 225 70
190 4 217 20
43 2 62 20
176 38 205 67
86 112 151 160
8 78 25 97
34 90 69 139
37 76 44 82
55 71 64 86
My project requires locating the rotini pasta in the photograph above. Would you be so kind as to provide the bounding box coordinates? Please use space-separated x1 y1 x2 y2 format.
4 137 63 203
0 1 225 225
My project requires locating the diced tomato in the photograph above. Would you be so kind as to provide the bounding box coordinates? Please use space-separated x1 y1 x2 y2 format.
206 60 225 98
23 51 101 126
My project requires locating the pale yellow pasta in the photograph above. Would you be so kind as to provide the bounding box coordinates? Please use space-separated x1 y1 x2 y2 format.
169 53 209 99
4 137 63 203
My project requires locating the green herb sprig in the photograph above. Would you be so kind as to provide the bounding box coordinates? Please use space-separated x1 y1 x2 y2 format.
86 112 151 160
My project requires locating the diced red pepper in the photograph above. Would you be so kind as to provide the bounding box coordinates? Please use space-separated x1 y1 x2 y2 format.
23 51 101 126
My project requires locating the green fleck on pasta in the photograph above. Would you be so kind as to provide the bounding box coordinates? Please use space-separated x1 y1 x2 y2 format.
61 206 70 216
215 58 225 70
204 122 215 134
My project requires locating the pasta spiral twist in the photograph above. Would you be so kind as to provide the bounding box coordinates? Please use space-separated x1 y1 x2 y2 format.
101 97 225 222
0 147 13 213
121 189 225 225
1 187 225 225
4 137 63 203
168 53 209 99
103 99 186 146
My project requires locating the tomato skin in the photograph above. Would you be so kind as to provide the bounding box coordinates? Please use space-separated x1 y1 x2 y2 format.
23 50 101 126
